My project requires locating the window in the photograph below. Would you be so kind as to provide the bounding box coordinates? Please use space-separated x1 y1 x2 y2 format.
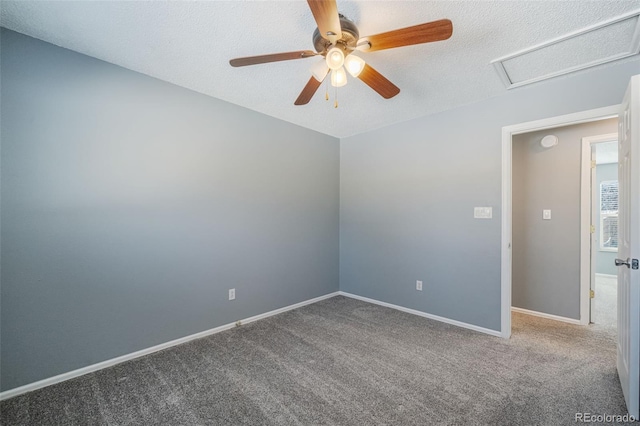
600 180 618 251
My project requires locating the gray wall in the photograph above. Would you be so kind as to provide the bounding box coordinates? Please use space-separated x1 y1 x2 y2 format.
340 58 639 331
595 163 619 276
512 119 617 319
0 29 340 391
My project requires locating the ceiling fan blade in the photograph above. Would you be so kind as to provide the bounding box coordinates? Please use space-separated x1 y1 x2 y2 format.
359 19 453 52
357 64 400 99
294 74 327 105
230 50 317 67
307 0 342 42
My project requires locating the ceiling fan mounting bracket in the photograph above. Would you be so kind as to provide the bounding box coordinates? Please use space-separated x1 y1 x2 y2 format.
312 14 359 56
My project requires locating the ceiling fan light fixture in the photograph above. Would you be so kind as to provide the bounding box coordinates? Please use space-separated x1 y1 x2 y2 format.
310 59 330 82
326 47 345 70
344 55 365 77
331 67 347 87
229 1 453 106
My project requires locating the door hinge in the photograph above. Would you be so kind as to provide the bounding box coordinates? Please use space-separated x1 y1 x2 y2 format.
590 289 595 298
590 225 595 234
591 160 596 169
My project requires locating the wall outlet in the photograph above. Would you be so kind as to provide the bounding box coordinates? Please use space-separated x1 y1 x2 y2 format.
228 288 235 300
543 209 551 220
416 280 423 291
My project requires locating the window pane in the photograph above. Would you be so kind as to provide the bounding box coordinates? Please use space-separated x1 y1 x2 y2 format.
600 180 618 212
600 180 618 251
602 215 618 249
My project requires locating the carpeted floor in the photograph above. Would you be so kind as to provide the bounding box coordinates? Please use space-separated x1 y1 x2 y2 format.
593 274 617 329
1 296 629 425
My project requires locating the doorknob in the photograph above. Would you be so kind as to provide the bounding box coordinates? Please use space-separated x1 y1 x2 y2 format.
615 258 631 268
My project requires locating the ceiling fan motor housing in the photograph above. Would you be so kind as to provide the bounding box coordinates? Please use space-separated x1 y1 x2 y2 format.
313 14 359 55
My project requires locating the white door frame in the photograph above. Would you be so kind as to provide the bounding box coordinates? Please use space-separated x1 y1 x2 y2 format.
501 105 619 338
581 133 619 324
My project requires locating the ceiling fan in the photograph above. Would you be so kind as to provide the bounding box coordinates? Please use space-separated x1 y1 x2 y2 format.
229 0 453 106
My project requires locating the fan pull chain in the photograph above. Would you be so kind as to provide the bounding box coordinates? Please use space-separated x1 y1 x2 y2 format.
325 77 329 101
334 86 338 108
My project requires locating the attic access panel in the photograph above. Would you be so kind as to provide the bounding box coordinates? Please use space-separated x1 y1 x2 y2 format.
491 10 640 89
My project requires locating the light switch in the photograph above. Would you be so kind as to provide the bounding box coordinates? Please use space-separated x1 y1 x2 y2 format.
543 209 551 220
474 207 492 219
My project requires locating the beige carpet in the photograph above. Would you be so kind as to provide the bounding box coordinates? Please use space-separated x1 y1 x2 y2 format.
593 274 617 330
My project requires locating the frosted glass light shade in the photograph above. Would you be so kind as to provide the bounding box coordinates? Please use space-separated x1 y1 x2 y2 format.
331 67 347 87
326 47 345 70
309 59 329 82
344 55 365 77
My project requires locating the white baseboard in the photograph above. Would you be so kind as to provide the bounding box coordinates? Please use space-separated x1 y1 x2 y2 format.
0 291 340 401
338 291 502 338
511 306 582 325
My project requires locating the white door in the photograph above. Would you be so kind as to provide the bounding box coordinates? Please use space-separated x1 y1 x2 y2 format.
617 74 640 418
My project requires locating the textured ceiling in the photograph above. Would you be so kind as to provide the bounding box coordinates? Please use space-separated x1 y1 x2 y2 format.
2 1 639 138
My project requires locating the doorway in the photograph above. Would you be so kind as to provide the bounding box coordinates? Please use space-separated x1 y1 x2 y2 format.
501 76 640 418
583 134 619 329
500 105 620 338
508 118 618 328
